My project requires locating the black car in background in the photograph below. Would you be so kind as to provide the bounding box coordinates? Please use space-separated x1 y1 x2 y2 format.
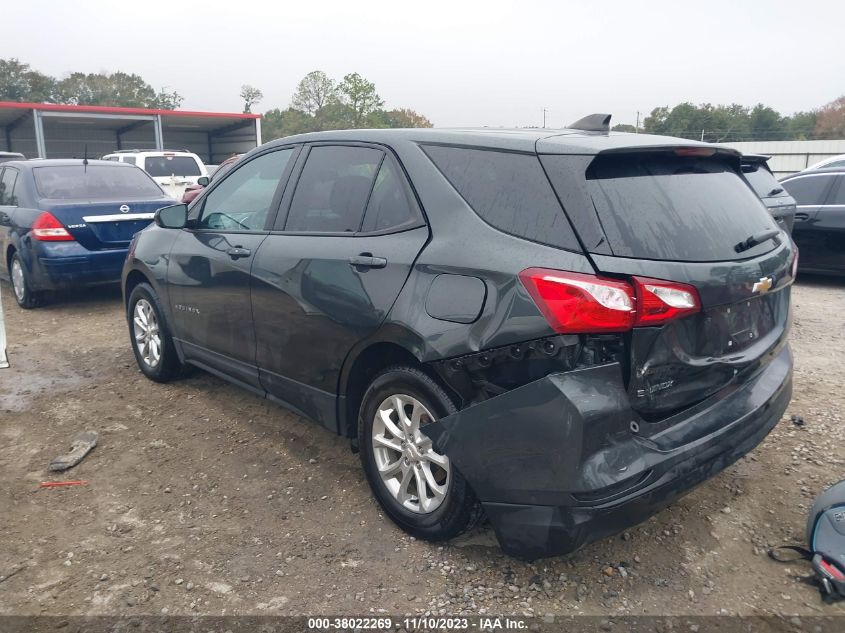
780 167 845 275
123 125 794 559
741 154 796 233
0 160 175 307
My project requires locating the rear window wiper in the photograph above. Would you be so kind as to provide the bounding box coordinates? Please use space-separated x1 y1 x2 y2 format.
734 228 780 253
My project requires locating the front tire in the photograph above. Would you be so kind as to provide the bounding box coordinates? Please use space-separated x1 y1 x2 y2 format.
9 252 43 309
358 366 478 541
127 282 181 382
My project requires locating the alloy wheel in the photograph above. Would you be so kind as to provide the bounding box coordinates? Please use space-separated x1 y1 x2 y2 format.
133 298 162 368
10 258 25 303
371 394 451 514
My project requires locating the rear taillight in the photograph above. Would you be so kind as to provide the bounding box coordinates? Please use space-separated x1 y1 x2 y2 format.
519 268 701 333
519 269 635 333
632 277 700 326
32 212 74 241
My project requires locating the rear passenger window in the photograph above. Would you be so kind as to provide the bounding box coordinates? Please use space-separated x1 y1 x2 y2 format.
198 148 294 232
422 145 578 250
284 146 382 233
122 156 137 166
829 177 845 205
0 168 19 206
782 175 834 206
361 159 419 232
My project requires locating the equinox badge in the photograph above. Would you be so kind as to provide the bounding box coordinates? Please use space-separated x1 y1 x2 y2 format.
752 276 773 294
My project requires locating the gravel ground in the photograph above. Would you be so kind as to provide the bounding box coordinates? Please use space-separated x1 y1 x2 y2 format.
0 276 844 619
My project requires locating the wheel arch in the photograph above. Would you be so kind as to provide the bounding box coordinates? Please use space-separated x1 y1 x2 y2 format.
123 268 151 309
337 331 459 440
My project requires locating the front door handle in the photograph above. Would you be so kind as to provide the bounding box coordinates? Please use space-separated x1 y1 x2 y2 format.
227 246 252 259
348 253 387 269
794 212 810 222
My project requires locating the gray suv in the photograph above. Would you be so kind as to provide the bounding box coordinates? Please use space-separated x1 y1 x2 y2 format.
122 118 795 559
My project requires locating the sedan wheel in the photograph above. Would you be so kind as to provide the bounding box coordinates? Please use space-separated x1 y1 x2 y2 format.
10 258 25 303
133 298 162 368
372 394 451 514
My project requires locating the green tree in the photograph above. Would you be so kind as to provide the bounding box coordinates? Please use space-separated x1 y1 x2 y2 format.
57 72 182 109
749 104 784 141
611 123 637 133
337 73 383 127
261 107 313 141
0 58 57 102
786 110 817 140
240 84 263 113
150 87 183 110
290 71 337 117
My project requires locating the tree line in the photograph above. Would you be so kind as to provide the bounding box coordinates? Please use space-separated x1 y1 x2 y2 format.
0 59 432 141
0 58 183 109
612 97 845 142
3 57 845 142
256 70 432 141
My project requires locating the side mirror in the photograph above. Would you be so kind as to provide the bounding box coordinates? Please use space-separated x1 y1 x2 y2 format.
197 176 210 187
155 204 188 229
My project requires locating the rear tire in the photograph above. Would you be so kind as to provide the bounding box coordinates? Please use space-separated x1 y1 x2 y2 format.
9 252 43 309
358 366 478 541
127 282 181 382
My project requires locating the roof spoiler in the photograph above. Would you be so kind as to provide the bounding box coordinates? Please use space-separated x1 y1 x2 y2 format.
568 113 611 134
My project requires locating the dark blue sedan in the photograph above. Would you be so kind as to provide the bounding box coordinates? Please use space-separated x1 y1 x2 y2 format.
0 159 175 307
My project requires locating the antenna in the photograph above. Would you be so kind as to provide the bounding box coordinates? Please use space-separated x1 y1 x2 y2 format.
83 144 89 173
568 113 612 134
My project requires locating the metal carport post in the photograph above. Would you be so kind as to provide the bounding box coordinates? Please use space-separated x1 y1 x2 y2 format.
33 108 46 158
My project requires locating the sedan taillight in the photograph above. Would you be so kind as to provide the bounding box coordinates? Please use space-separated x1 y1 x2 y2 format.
32 212 74 241
519 268 701 333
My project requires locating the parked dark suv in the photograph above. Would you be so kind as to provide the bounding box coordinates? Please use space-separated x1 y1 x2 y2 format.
122 121 795 559
741 154 796 233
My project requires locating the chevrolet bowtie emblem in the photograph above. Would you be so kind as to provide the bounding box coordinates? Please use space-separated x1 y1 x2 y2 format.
752 276 773 294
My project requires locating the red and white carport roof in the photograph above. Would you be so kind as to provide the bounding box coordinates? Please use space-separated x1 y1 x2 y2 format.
0 101 261 163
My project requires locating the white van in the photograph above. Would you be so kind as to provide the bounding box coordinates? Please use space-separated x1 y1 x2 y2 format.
102 150 208 199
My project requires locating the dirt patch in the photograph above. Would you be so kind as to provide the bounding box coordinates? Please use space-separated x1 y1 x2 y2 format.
0 279 844 617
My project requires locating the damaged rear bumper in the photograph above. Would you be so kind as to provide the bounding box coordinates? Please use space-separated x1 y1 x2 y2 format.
423 344 792 559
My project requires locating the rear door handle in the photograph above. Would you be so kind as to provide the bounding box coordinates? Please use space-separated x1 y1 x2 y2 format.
348 254 387 269
226 246 252 259
794 212 810 222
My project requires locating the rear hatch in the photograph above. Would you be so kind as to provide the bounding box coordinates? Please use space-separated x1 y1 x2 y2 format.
33 164 174 250
142 154 205 199
741 158 797 233
539 147 795 419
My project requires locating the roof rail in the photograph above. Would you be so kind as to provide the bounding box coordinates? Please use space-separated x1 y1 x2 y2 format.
568 113 612 134
112 148 193 154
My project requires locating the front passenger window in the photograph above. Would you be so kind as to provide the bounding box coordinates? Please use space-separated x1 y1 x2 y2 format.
198 149 294 231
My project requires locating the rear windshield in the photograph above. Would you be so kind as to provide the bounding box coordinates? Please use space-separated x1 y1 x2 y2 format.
144 155 201 177
562 153 779 262
742 163 788 199
34 165 165 200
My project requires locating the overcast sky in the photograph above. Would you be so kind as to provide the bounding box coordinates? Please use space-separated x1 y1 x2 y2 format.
5 0 843 128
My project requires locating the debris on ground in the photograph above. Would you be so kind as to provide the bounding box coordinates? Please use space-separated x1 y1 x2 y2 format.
39 480 89 488
48 430 98 471
791 414 806 427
